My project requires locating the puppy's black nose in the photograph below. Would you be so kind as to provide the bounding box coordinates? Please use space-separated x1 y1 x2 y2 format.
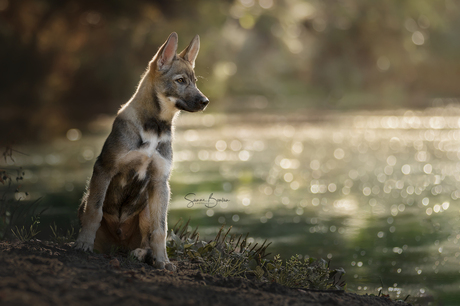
200 97 209 108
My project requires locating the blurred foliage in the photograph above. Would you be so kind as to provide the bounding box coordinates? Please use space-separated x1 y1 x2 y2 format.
1 0 460 142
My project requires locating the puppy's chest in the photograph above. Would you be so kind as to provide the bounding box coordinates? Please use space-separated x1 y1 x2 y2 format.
138 131 172 160
126 131 172 180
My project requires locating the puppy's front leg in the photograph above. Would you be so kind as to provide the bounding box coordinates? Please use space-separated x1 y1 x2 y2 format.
149 179 175 271
75 160 113 252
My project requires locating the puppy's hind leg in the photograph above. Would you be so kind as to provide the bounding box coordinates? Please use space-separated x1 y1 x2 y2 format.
130 205 154 264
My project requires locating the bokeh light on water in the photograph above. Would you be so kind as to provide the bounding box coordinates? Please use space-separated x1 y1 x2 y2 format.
13 104 460 305
170 105 460 305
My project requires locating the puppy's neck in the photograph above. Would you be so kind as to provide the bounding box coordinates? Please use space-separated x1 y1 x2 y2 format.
120 72 180 124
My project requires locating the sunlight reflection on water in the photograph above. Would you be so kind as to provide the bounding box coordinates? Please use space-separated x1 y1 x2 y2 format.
170 106 460 304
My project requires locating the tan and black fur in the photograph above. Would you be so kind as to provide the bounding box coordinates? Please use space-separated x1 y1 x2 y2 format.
74 32 209 270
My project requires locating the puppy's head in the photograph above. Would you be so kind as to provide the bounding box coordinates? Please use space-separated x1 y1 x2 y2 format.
149 32 209 113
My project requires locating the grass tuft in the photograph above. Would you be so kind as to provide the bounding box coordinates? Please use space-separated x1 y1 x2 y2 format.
11 216 41 241
50 222 77 243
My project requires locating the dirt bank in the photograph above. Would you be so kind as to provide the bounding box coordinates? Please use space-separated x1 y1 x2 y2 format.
0 240 410 306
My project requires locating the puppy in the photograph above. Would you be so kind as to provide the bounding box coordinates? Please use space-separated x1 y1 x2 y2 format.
74 32 209 270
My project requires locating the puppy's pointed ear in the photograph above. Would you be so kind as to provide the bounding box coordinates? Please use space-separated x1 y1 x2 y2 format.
151 32 178 72
179 35 200 68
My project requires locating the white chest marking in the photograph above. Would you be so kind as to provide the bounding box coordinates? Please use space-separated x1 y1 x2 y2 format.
139 131 171 157
136 131 172 179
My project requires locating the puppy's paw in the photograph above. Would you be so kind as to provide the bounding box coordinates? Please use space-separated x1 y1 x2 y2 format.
74 240 94 252
153 259 176 271
165 262 176 271
131 248 154 265
154 261 165 269
131 248 146 260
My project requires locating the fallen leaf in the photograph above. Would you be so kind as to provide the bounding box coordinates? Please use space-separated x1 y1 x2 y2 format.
110 258 120 269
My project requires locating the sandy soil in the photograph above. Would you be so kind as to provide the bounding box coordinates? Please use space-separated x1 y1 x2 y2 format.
0 240 411 306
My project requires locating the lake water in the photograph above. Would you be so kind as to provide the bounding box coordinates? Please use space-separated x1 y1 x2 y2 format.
9 105 460 305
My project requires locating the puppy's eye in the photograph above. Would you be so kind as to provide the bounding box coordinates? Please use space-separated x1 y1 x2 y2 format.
176 78 185 83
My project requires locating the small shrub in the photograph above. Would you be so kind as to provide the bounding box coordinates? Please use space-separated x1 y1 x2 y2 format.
166 218 346 290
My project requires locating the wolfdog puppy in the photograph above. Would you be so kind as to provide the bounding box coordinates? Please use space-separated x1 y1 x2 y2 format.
74 32 209 270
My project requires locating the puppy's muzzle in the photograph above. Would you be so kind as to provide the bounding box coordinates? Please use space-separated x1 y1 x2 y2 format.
176 94 209 112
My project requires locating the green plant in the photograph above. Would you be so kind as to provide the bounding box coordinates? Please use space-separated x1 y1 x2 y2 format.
200 247 249 277
166 218 346 291
264 254 346 290
50 222 77 243
167 219 271 276
11 215 41 241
